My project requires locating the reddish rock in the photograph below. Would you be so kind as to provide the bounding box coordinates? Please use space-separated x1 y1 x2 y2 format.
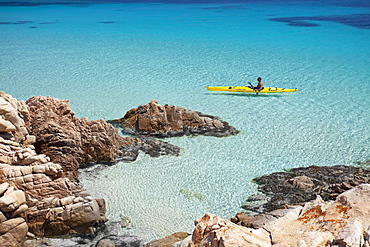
0 218 28 247
25 96 136 180
109 100 240 138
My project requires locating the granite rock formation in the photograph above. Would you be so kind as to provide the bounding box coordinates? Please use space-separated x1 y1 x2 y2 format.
0 92 105 247
0 91 33 145
242 165 370 214
0 182 29 247
109 100 240 138
25 95 134 180
0 92 181 246
172 184 370 247
25 96 180 180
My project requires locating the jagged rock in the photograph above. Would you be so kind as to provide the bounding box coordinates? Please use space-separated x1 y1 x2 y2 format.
232 184 370 247
187 213 271 247
25 96 180 180
109 100 240 138
186 185 370 247
242 165 370 214
230 212 277 229
0 140 105 242
0 182 9 196
24 95 130 180
0 91 34 144
0 92 146 245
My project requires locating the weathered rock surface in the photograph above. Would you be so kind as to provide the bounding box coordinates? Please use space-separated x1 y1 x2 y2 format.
145 232 189 247
25 96 180 180
242 165 370 214
24 95 132 180
0 92 113 246
0 139 104 243
172 184 370 247
0 91 35 145
109 100 240 138
178 213 272 247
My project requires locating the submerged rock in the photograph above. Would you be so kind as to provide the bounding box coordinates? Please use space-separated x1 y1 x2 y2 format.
242 165 370 214
145 232 189 247
108 100 240 138
23 220 144 247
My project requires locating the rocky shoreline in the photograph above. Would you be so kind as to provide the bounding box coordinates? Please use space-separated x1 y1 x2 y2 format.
242 165 370 215
1 91 369 247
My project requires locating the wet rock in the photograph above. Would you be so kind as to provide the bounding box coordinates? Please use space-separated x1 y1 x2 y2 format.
119 136 180 160
242 165 370 214
109 100 240 138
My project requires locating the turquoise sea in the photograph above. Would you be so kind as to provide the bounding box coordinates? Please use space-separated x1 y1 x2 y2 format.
1 0 369 242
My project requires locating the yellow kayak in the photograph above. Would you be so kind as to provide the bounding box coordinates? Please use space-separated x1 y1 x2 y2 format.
207 85 298 93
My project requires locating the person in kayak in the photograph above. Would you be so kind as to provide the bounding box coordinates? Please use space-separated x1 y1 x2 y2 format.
254 77 264 92
248 77 264 93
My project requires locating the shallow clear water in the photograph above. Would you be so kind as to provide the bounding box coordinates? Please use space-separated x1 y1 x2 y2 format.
1 0 369 242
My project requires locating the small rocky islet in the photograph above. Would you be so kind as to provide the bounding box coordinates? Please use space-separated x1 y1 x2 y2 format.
1 91 369 247
107 99 240 138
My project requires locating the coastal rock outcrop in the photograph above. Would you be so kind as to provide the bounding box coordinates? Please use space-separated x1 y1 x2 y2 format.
108 100 240 138
25 96 180 180
242 165 370 214
0 92 107 246
24 95 132 180
0 138 104 246
0 92 180 246
171 184 370 247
